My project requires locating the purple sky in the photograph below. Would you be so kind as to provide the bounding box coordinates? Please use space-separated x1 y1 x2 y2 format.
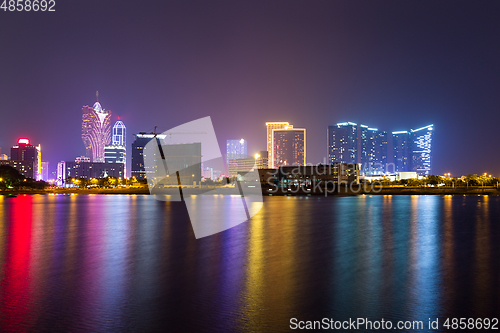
1 1 500 177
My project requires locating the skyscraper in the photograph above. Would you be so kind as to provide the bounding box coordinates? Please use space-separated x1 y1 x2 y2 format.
327 122 358 164
254 151 269 169
266 122 290 168
272 127 306 167
82 92 112 162
226 139 249 177
131 133 166 179
112 120 126 146
105 120 127 176
9 138 42 180
392 124 433 175
360 125 388 175
226 139 247 160
411 125 433 176
392 131 411 173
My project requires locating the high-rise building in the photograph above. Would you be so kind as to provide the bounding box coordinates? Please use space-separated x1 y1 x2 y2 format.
266 122 290 168
360 125 388 175
392 131 411 173
131 133 166 179
411 125 433 176
9 138 42 180
272 127 306 167
254 151 269 169
112 120 126 146
41 162 49 181
82 92 112 162
327 122 358 164
392 124 433 175
0 160 36 179
226 139 247 160
226 139 249 177
105 120 127 175
105 145 126 164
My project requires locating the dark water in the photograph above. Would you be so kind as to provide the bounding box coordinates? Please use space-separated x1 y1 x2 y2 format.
0 194 499 332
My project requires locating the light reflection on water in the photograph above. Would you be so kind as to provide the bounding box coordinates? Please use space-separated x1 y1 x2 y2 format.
0 194 499 332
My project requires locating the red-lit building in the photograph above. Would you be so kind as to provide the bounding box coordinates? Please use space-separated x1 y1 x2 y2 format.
2 138 42 179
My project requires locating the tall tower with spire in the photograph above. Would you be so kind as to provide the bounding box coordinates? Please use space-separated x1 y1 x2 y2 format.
82 91 112 162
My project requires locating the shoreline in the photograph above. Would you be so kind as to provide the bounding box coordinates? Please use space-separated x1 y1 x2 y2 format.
1 186 499 196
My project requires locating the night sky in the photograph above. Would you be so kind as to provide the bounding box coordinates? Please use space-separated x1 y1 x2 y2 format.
1 1 500 177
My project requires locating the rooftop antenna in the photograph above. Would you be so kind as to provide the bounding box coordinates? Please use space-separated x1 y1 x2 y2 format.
96 91 99 102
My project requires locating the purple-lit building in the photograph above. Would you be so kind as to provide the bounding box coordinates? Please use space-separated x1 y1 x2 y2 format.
82 92 112 162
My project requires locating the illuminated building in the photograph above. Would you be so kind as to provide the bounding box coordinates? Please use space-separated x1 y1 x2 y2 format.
392 124 433 175
41 162 49 182
360 125 388 175
392 130 411 173
82 92 112 162
105 120 127 175
57 161 124 185
112 120 126 146
9 138 42 180
266 122 290 168
131 133 166 179
105 145 126 164
0 160 36 179
258 163 359 188
226 139 247 160
75 156 90 162
255 151 269 169
411 125 433 175
227 139 248 177
327 122 358 164
272 127 306 167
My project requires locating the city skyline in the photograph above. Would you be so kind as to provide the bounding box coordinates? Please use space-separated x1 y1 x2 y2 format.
2 2 500 176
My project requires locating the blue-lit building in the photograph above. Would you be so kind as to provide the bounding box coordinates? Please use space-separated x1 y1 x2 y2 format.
226 139 247 160
105 120 127 176
392 124 433 176
227 139 249 177
392 130 411 173
411 125 433 175
327 122 358 164
360 125 388 175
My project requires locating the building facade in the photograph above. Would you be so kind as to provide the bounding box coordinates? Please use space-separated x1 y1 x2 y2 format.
411 125 433 175
266 122 291 168
272 127 306 167
10 138 42 180
226 139 248 177
392 131 411 173
360 125 388 175
226 139 247 160
57 161 124 185
255 151 269 169
392 124 433 176
0 160 35 179
327 122 358 165
112 120 126 146
82 93 112 162
258 163 359 188
131 133 166 179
